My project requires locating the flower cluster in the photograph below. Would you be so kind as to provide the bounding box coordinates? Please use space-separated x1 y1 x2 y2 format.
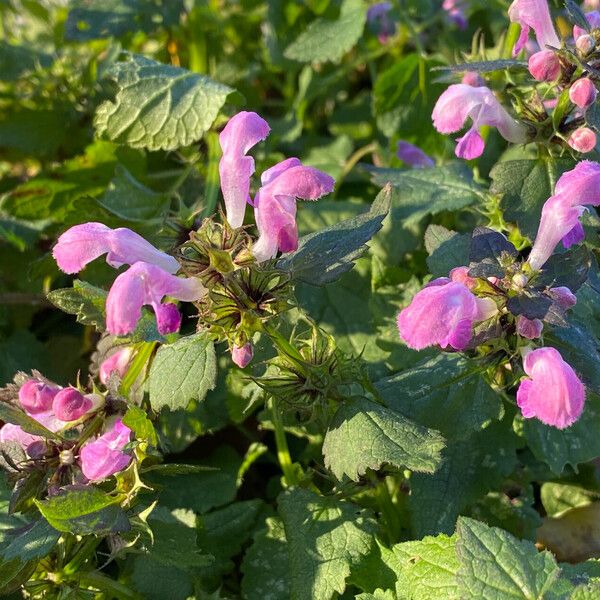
0 374 132 482
432 0 600 158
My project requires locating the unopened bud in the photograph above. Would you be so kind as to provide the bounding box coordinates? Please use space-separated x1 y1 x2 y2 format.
512 273 528 289
59 449 75 466
568 127 597 153
576 34 595 55
570 77 598 109
461 71 485 87
19 379 60 414
231 343 253 368
52 389 103 422
528 50 561 82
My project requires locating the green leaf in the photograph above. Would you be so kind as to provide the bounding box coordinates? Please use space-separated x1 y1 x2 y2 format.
131 557 193 600
433 59 527 73
148 332 217 412
392 534 460 600
490 158 575 239
586 101 600 133
409 421 519 537
0 402 62 440
375 354 503 440
565 0 591 32
0 41 51 82
541 482 598 517
99 165 170 221
571 582 600 600
122 405 158 447
367 163 485 225
94 54 233 151
34 486 129 535
47 280 107 331
455 517 561 600
322 397 445 481
522 392 600 475
65 0 184 41
424 225 470 278
2 519 60 563
278 488 377 600
241 517 290 600
284 0 367 64
278 186 390 285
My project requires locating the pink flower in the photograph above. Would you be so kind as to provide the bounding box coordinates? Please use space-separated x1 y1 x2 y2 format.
508 0 559 57
573 10 600 40
106 262 206 336
231 342 253 368
79 419 132 481
52 388 102 422
397 141 435 168
576 34 595 55
570 78 597 109
449 266 477 289
548 286 577 309
99 347 133 385
18 379 60 414
528 161 600 270
219 111 270 228
53 223 179 275
461 72 485 87
443 0 468 29
252 158 334 262
528 50 560 81
0 424 44 458
568 127 597 153
397 279 496 351
432 84 527 159
516 316 543 339
367 2 396 43
517 347 585 429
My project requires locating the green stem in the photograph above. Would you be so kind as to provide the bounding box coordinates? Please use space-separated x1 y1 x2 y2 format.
502 22 521 60
377 478 402 544
62 537 101 576
263 323 305 364
270 397 299 487
120 342 157 397
201 131 222 218
75 571 140 600
334 142 378 197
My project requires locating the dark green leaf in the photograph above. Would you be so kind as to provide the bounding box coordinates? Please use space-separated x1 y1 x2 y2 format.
535 245 591 293
122 405 158 447
468 227 517 279
424 225 470 277
565 0 591 32
433 59 527 73
47 280 107 331
0 403 61 440
2 519 60 562
506 292 553 320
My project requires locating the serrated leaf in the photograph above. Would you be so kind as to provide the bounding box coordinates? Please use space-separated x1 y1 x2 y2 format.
469 227 517 279
433 59 527 73
586 101 600 133
34 486 130 535
0 403 61 441
278 488 377 600
284 0 367 64
241 517 290 600
424 226 472 278
392 534 460 600
536 245 591 293
95 54 233 151
47 280 107 330
565 0 590 32
148 333 217 411
490 159 575 239
278 186 390 285
2 519 60 562
122 405 158 447
456 517 560 600
367 163 485 225
322 397 445 481
99 164 170 221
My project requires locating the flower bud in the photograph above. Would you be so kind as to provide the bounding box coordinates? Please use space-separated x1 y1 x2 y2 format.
548 286 577 309
461 71 485 87
231 343 253 368
18 379 59 414
516 316 543 339
52 388 102 422
570 78 598 110
99 347 133 385
568 127 597 153
59 449 75 466
576 34 595 55
528 50 561 82
449 266 477 289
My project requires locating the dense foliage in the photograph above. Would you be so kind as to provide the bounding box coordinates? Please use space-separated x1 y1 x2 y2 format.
2 0 600 598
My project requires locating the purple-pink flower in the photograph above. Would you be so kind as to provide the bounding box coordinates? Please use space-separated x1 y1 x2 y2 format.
508 0 559 57
106 262 205 336
80 419 132 481
516 316 543 339
367 2 396 43
528 161 600 270
99 347 133 385
0 424 45 458
570 78 597 109
432 84 527 159
443 0 468 29
517 347 585 429
231 342 253 368
568 127 597 153
252 158 334 262
18 379 59 414
528 49 560 81
574 10 600 40
219 111 270 228
53 223 179 275
397 141 435 169
397 277 496 351
52 388 101 422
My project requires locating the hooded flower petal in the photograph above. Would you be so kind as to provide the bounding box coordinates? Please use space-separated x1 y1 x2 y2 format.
397 141 435 168
397 280 487 351
79 419 132 481
53 223 180 275
99 347 133 385
252 161 334 262
0 424 43 457
106 262 206 336
508 0 559 57
432 84 527 158
219 111 270 228
18 379 60 414
516 316 543 339
517 347 585 428
554 160 600 204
